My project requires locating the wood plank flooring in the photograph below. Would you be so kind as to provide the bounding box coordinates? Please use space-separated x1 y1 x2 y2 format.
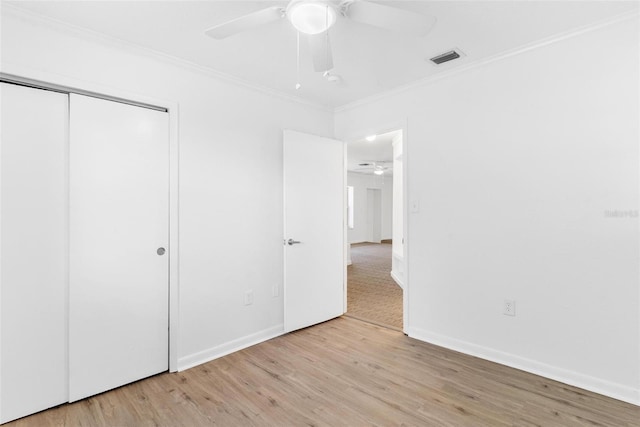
5 317 639 426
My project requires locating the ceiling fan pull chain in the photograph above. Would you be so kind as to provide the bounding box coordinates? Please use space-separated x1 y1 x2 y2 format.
295 30 301 90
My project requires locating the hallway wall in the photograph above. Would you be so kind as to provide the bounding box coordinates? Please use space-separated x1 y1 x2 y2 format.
347 172 393 243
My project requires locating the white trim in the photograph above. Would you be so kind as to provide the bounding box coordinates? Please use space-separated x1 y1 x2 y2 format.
391 135 402 151
177 325 285 372
6 2 636 117
1 3 331 114
636 18 640 407
0 65 182 373
390 271 403 288
168 101 180 373
343 142 349 313
390 248 404 288
0 85 4 423
63 94 71 399
341 119 409 333
401 122 409 334
335 9 640 113
407 326 640 406
339 120 407 149
391 134 405 293
282 131 289 331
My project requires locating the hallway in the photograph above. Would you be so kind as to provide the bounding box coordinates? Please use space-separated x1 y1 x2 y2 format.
346 242 403 330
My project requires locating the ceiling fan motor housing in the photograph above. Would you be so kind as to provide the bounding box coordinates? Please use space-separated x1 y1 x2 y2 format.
286 0 338 35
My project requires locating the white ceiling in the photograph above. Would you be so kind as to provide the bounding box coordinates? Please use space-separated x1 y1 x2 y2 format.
347 129 399 175
5 1 637 108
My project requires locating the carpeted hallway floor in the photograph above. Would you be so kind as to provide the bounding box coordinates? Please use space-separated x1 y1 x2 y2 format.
346 242 403 330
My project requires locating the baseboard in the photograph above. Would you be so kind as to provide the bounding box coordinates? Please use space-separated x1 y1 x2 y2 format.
381 239 392 244
390 270 404 289
407 326 640 406
178 324 285 371
391 251 404 289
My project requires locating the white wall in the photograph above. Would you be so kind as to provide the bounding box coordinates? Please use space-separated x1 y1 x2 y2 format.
347 172 393 243
3 4 639 408
1 8 333 369
336 16 640 404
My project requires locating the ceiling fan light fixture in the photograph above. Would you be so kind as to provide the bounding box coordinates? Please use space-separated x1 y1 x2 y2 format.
287 1 337 35
374 169 384 175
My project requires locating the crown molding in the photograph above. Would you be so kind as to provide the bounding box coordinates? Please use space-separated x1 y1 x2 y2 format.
335 9 639 114
4 3 637 116
1 3 332 113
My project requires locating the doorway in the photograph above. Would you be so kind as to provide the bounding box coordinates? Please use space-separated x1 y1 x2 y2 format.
344 129 404 331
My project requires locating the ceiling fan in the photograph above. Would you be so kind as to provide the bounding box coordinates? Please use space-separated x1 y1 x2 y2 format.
205 0 436 74
354 161 392 175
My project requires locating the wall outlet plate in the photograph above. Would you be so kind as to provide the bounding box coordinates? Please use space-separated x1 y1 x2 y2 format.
244 290 254 306
503 299 516 316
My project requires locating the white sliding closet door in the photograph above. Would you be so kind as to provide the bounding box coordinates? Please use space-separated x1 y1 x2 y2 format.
69 94 169 402
0 83 69 423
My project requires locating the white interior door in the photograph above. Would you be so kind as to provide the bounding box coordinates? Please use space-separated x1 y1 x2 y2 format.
0 83 68 423
69 94 169 402
283 130 345 332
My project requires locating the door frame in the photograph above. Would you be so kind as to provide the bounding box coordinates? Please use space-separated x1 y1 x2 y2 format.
0 67 181 372
343 119 409 332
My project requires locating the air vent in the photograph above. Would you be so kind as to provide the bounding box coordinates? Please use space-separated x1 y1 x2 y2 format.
430 50 461 65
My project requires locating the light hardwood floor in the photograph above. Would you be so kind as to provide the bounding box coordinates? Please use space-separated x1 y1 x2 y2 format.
6 317 639 426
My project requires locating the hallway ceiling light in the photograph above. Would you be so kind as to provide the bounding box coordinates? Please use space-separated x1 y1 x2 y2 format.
374 169 384 175
365 135 377 142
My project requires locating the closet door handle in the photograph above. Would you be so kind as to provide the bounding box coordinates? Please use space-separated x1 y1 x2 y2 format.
287 239 301 246
157 247 166 255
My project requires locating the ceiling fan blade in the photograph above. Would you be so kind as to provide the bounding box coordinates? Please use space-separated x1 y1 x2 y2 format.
205 7 283 39
306 33 334 73
346 1 436 37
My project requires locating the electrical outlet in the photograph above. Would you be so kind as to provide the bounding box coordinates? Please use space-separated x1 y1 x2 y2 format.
244 290 254 306
272 285 279 298
503 299 516 316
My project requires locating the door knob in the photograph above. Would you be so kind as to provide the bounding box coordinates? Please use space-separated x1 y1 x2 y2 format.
157 247 166 255
287 239 301 246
